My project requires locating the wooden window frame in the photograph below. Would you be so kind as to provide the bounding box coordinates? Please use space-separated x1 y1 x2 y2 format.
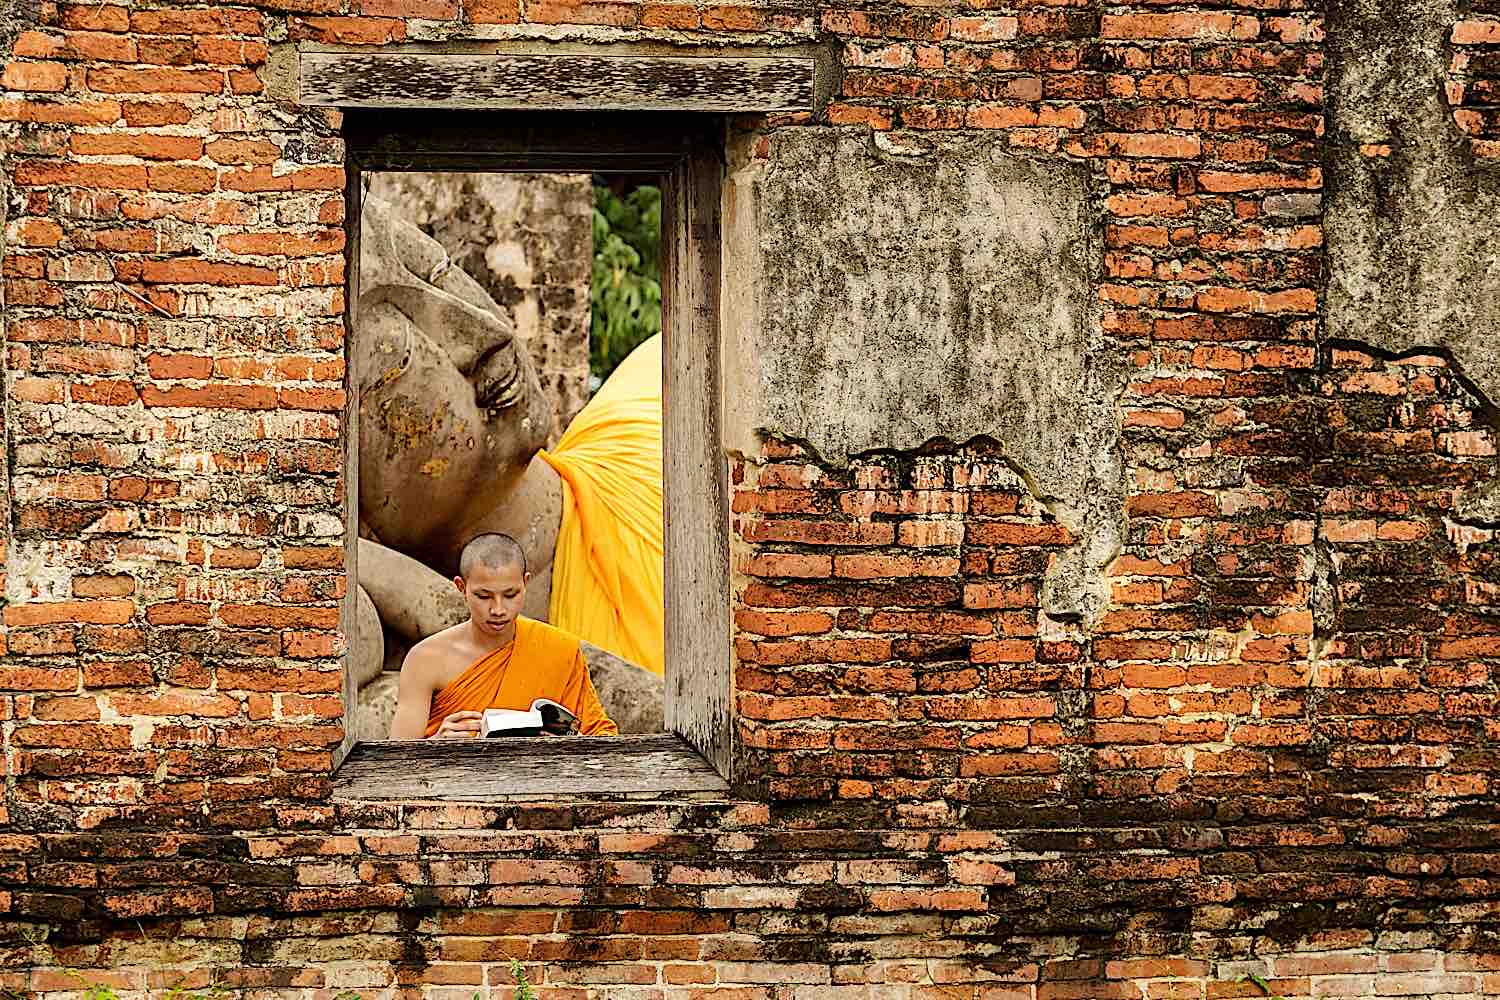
332 109 733 799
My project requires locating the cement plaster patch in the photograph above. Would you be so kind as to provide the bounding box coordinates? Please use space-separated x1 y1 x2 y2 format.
1325 0 1500 411
724 128 1125 622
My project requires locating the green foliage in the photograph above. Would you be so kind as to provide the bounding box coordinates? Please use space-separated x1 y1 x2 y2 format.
24 950 537 1000
66 974 227 1000
1239 972 1284 999
591 184 661 387
509 958 537 1000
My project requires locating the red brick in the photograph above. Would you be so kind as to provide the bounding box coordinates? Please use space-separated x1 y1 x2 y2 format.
10 218 65 247
5 600 134 627
145 602 211 626
8 628 77 656
147 164 217 194
87 67 223 94
59 29 138 61
289 16 407 44
141 385 278 409
1197 169 1322 193
527 0 641 26
109 693 240 718
283 632 339 659
0 666 80 691
12 31 63 59
204 138 281 165
70 380 139 405
867 889 987 912
744 519 895 545
733 610 833 637
120 101 192 127
835 554 959 578
278 387 346 411
1091 132 1202 159
130 8 263 32
966 522 1071 546
15 160 148 190
70 133 204 161
1101 12 1259 40
738 693 894 721
72 574 135 598
146 353 213 380
1126 492 1219 518
2 61 69 93
218 605 340 629
13 723 133 749
137 260 277 286
210 35 267 61
868 610 993 636
925 695 1054 720
469 0 521 21
83 661 153 688
283 547 343 570
745 637 892 666
1453 19 1500 44
970 639 1036 664
962 581 1037 609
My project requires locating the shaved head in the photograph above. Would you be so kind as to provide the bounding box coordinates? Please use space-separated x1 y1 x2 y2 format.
458 532 528 579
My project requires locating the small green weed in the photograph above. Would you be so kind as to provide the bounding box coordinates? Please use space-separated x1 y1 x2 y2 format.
70 976 226 1000
24 952 536 1000
1239 972 1285 1000
508 958 537 1000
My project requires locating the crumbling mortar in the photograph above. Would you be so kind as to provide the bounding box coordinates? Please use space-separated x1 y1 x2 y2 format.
1326 0 1500 420
742 129 1126 629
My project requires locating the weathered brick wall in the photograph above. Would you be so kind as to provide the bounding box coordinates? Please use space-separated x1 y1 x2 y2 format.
2 0 1500 998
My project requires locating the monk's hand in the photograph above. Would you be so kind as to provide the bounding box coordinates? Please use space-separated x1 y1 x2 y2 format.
542 716 578 737
432 710 484 739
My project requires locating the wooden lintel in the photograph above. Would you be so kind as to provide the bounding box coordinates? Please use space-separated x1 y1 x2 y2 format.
300 50 816 113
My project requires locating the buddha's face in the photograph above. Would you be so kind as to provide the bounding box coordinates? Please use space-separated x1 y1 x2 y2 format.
354 196 550 558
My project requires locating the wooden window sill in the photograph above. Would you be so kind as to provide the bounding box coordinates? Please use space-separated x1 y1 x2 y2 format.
332 733 730 802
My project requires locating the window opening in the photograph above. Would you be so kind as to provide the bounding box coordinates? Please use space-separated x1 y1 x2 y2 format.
353 169 665 743
332 112 731 799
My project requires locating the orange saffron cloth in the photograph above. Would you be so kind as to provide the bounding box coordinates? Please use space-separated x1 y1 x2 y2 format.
538 334 664 676
423 617 618 737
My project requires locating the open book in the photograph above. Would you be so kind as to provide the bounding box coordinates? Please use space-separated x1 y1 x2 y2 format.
482 699 577 737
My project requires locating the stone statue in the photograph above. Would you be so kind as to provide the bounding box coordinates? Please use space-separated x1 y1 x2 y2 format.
351 195 662 736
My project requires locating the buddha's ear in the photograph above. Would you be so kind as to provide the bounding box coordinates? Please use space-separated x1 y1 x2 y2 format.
523 571 532 586
453 576 467 594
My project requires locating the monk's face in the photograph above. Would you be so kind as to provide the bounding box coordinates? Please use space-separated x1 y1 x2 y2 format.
455 561 529 640
355 196 551 560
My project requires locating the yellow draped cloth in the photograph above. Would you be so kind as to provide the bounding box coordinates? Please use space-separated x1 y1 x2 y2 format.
423 617 617 737
538 334 664 676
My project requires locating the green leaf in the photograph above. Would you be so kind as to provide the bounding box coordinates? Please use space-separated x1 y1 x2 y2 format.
509 958 537 1000
590 185 661 387
1238 972 1284 1000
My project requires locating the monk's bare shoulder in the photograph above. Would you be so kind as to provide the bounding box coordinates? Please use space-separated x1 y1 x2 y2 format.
400 624 468 684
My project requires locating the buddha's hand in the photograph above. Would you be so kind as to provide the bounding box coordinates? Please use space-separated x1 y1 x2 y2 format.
431 710 484 739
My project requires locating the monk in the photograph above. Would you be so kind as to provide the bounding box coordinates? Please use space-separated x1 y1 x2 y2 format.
387 533 618 739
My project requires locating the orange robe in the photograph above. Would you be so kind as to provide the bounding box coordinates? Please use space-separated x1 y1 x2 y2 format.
424 617 618 738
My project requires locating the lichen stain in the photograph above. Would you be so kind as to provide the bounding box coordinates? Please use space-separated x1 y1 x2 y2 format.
419 458 449 477
380 396 451 461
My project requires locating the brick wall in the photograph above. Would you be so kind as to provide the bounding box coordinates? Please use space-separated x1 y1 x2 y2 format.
3 0 1500 998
